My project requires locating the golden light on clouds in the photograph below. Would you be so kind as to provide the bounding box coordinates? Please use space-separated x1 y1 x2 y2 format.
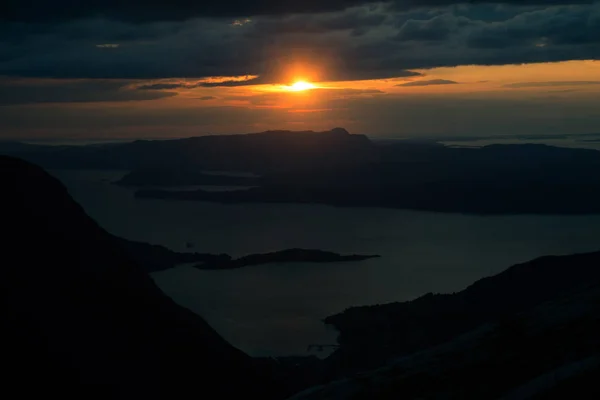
200 75 259 85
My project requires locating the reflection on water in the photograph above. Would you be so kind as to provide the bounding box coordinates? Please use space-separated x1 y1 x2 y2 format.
52 169 600 356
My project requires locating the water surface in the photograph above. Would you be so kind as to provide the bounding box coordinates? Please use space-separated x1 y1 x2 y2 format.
52 169 600 356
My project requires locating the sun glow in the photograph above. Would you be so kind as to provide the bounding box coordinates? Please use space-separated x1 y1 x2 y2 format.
289 81 316 91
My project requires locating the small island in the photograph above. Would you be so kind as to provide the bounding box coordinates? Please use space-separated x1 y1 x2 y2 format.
113 237 379 272
195 249 380 270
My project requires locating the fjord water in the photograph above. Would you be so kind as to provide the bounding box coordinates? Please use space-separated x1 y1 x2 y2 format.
52 169 600 357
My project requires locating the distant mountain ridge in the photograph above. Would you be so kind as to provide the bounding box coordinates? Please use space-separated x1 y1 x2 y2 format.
0 128 375 172
5 130 600 214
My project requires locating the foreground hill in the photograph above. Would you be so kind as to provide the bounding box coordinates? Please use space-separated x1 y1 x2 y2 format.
289 250 600 398
0 156 286 398
324 250 600 373
292 282 600 399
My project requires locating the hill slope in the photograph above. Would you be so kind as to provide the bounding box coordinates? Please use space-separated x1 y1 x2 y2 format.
0 156 283 398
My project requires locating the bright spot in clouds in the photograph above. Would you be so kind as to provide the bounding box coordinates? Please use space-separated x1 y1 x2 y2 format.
288 81 316 91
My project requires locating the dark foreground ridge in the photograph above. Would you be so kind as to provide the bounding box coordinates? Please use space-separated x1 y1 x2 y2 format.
325 250 600 369
303 250 600 398
195 249 380 270
0 156 289 398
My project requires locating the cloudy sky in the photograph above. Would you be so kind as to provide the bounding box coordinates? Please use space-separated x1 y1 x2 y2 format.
1 0 599 139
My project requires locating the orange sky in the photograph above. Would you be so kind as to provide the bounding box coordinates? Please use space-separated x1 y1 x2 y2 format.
1 60 599 139
130 60 600 111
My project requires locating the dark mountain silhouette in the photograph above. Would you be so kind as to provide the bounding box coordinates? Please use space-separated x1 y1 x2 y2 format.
1 128 375 172
0 156 289 398
289 250 600 398
135 142 600 214
293 282 600 399
6 131 600 214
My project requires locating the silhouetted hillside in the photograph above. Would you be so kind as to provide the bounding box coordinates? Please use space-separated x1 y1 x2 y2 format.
0 156 286 398
288 251 600 399
293 283 600 399
323 250 600 374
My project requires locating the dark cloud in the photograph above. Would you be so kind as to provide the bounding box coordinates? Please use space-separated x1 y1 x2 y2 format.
504 81 600 88
200 79 265 87
0 79 175 105
3 1 594 22
247 8 387 36
2 0 364 23
396 14 477 41
466 5 600 49
198 96 217 100
0 3 598 82
397 79 459 86
136 76 262 90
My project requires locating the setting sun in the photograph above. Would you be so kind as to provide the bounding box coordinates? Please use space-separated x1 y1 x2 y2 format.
289 81 315 91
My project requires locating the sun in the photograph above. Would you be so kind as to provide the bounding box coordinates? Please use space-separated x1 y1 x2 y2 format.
289 81 316 91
